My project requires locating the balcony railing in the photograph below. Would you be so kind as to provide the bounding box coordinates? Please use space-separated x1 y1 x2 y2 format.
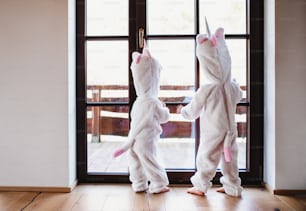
86 85 247 143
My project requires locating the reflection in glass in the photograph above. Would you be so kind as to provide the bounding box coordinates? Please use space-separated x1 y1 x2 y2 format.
199 0 246 34
147 0 195 35
86 41 128 102
147 40 195 102
86 0 128 36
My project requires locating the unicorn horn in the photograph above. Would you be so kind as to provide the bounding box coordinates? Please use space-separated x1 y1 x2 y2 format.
205 17 211 37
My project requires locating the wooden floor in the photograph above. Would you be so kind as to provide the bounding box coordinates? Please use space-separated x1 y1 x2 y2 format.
1 184 306 211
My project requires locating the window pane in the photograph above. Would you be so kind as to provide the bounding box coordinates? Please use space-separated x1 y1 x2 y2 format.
86 0 128 36
227 39 247 99
160 105 196 169
199 0 246 34
87 105 196 172
236 105 248 169
148 40 195 102
87 106 129 173
86 41 128 102
147 0 195 35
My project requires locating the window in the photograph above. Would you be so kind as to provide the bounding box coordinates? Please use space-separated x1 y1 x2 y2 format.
76 0 263 185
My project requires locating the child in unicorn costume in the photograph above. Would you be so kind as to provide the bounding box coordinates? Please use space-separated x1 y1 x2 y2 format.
177 19 243 197
113 41 170 194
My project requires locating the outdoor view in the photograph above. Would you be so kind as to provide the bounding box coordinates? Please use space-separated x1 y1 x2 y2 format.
85 0 248 173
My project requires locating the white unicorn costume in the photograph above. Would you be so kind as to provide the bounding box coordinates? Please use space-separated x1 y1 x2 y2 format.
113 43 170 193
179 21 243 197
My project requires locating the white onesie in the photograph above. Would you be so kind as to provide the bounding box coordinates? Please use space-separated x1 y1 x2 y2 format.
114 46 170 193
180 27 243 197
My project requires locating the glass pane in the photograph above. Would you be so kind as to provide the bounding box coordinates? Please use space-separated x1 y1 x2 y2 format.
147 0 195 35
199 0 246 34
160 105 196 169
87 105 196 173
86 0 128 36
87 106 129 173
236 105 248 169
86 41 128 102
147 40 195 102
227 39 247 100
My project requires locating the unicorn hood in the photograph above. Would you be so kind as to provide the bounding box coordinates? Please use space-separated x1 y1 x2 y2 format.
196 21 231 85
130 45 161 98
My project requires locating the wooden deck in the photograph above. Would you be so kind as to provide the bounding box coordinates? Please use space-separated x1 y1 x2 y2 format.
86 85 248 141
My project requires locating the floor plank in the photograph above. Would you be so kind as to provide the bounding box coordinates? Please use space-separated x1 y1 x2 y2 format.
0 192 38 211
276 195 306 211
0 184 305 211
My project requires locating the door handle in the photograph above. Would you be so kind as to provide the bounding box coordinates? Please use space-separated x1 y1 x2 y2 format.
138 28 145 48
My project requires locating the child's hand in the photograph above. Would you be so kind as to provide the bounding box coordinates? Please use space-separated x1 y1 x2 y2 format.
176 105 183 113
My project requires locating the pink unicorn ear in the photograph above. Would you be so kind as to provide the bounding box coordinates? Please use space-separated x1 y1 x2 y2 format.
197 17 219 47
209 28 224 47
211 36 217 46
197 34 209 44
132 52 142 64
215 27 224 38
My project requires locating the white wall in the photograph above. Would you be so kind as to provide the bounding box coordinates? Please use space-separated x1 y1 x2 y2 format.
264 0 306 190
264 0 276 189
0 0 76 188
68 0 76 189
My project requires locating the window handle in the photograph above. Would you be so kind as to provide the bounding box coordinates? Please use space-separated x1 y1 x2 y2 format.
138 28 145 49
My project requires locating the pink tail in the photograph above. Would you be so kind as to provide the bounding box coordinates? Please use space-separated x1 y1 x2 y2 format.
224 147 232 162
113 149 126 158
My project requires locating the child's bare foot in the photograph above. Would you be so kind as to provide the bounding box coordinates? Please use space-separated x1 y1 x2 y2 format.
161 187 170 193
187 187 205 196
216 187 226 193
152 187 170 194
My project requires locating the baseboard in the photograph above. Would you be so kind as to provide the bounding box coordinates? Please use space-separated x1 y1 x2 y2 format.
273 189 306 195
264 183 274 194
0 179 78 193
264 183 306 195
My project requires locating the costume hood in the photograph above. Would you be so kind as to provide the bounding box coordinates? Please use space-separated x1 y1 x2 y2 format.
196 20 231 85
130 43 161 98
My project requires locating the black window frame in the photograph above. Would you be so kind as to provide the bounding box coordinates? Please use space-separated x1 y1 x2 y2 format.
76 0 263 185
